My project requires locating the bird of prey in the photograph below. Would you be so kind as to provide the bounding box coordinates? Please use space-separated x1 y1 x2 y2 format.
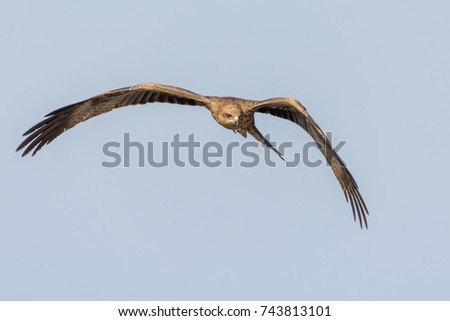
17 82 369 228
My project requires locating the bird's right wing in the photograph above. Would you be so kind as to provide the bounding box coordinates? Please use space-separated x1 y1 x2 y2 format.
17 83 210 156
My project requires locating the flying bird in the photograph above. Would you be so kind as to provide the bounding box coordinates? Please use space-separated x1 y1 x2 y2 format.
17 82 369 228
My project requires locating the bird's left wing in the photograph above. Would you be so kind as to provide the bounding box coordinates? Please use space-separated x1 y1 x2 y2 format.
17 83 209 156
252 97 369 228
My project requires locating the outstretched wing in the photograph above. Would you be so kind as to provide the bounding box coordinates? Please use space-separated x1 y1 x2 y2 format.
17 83 210 156
253 97 369 228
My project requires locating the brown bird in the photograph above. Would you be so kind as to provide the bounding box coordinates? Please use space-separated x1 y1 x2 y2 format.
17 82 369 228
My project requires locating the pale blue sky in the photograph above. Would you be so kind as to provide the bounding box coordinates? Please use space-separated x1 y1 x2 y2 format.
1 0 449 300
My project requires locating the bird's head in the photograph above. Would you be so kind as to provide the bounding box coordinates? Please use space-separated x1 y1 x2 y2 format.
215 106 241 130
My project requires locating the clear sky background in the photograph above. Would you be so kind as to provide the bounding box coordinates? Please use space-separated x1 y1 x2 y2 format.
1 0 449 300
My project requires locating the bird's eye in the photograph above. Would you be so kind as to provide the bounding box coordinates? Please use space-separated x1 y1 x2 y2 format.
224 113 232 118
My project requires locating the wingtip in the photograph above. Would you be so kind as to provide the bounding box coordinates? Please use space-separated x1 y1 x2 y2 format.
16 147 29 157
16 143 25 154
16 146 30 157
